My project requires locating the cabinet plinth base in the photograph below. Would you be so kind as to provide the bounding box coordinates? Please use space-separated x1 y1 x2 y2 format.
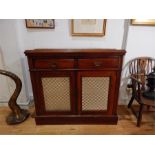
35 115 118 125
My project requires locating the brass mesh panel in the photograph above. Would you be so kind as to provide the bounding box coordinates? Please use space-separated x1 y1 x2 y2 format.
42 77 71 111
82 77 109 111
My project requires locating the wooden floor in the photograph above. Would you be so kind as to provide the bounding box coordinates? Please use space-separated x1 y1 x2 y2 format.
0 105 155 135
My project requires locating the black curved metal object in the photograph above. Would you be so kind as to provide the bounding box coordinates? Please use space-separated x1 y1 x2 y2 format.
0 69 29 125
143 66 155 100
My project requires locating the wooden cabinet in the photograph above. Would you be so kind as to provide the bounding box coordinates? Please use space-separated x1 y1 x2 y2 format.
25 49 126 125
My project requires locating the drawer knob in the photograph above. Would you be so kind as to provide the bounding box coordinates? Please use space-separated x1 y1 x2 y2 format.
94 62 102 67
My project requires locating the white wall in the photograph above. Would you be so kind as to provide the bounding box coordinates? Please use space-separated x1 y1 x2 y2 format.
0 20 28 105
119 23 155 103
0 48 10 102
1 19 155 104
19 19 124 49
126 25 155 62
16 19 125 98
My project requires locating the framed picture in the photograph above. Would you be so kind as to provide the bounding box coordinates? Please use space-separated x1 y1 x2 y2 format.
131 19 155 26
25 19 55 29
71 19 106 37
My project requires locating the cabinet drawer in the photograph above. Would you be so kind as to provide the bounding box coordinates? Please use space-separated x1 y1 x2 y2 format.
78 58 119 69
34 59 74 69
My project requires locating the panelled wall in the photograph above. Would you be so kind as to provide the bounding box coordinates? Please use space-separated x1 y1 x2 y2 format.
0 19 155 105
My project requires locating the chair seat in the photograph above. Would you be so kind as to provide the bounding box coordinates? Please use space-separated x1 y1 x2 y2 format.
140 93 155 107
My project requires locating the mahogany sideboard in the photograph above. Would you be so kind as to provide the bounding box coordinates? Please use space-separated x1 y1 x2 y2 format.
25 49 126 125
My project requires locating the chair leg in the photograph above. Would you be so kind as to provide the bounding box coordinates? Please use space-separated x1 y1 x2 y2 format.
128 95 134 108
137 104 144 127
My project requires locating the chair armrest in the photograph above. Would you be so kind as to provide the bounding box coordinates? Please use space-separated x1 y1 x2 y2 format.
130 76 143 85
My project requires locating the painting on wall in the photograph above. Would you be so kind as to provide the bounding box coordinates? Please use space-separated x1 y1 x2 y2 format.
131 19 155 26
71 19 106 37
25 19 55 29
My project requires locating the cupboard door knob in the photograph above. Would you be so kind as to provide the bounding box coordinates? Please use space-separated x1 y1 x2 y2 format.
50 63 57 69
94 62 102 67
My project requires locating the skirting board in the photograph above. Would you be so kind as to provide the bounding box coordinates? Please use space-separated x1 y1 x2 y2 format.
0 99 32 108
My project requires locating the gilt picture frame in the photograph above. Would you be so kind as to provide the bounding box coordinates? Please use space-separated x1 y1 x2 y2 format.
131 19 155 26
71 19 106 37
25 19 55 29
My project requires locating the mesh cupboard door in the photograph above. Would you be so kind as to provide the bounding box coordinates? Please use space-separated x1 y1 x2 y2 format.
36 71 75 115
77 71 116 115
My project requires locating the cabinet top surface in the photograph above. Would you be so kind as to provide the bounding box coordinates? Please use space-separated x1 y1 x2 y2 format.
25 49 126 57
